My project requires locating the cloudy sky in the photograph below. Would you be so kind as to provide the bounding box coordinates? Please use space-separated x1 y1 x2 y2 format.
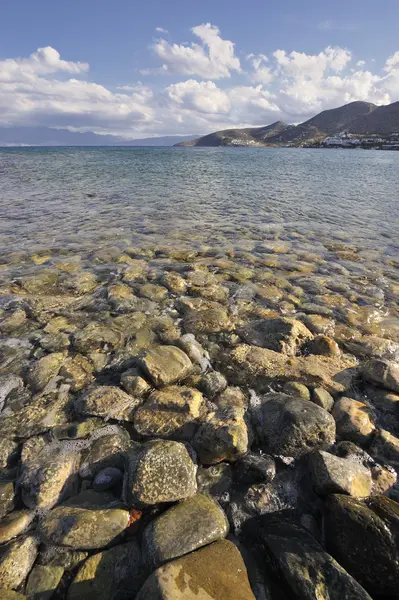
1 0 399 138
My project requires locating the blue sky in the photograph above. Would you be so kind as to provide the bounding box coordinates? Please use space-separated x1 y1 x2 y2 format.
1 0 399 137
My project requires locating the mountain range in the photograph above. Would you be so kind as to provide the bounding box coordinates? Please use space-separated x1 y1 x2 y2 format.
0 127 198 147
176 101 399 147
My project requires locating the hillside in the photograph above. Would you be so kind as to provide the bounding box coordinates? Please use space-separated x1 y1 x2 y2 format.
176 101 399 147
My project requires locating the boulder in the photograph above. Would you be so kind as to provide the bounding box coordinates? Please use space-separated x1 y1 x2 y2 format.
136 539 255 600
79 427 131 479
59 354 94 391
25 565 64 600
192 407 249 464
137 345 192 387
0 535 38 590
0 510 35 544
67 540 143 600
120 368 150 397
215 387 247 410
332 398 376 445
134 386 205 441
243 514 372 600
143 493 229 569
362 358 399 393
283 381 311 401
309 450 372 496
26 352 66 392
238 317 313 355
304 335 340 357
125 440 197 507
369 428 399 469
255 393 336 458
183 308 233 335
324 494 399 597
234 453 276 486
198 371 227 399
74 385 142 421
311 387 334 411
39 505 129 550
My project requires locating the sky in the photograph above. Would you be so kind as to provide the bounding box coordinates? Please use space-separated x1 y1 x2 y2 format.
1 0 399 138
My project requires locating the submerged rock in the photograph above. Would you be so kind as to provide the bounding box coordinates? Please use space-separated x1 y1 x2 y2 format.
183 307 233 335
238 317 313 355
196 463 233 499
136 539 255 600
125 440 197 507
137 345 193 387
142 493 229 569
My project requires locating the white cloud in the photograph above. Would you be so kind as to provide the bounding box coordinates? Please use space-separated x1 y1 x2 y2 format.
0 46 88 83
155 27 168 34
317 20 359 31
247 54 274 84
356 60 366 67
150 23 240 79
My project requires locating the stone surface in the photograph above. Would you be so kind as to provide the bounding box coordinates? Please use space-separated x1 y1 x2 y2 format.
26 352 66 392
370 428 399 469
312 387 334 411
39 505 129 549
256 393 336 458
197 372 227 399
120 368 150 397
143 493 229 569
136 539 255 600
0 510 35 544
125 440 197 507
238 317 313 355
25 564 64 600
243 514 372 600
283 381 311 401
304 335 341 357
79 428 131 479
332 398 376 445
324 494 399 597
228 345 356 394
193 407 249 464
137 345 193 387
234 453 276 486
73 323 124 354
134 386 205 441
362 358 399 393
59 354 94 391
309 450 372 496
196 464 233 499
0 482 14 518
38 546 88 571
183 307 232 335
74 385 142 421
19 441 80 510
344 336 399 360
0 590 26 599
93 467 123 492
215 386 247 409
67 540 143 600
0 535 38 589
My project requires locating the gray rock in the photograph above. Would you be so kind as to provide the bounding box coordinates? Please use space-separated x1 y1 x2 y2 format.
312 387 334 411
120 368 150 397
25 564 64 600
137 345 193 388
38 505 129 550
79 427 131 479
73 323 124 354
332 398 376 445
196 463 233 499
59 354 94 391
215 386 247 409
0 510 35 544
143 493 229 569
283 381 311 401
243 515 372 600
0 438 19 474
38 546 88 571
93 467 123 491
198 371 227 399
125 440 197 507
362 359 399 393
309 450 372 496
0 534 38 590
344 336 399 361
74 385 142 421
26 352 67 392
256 393 336 458
193 407 249 464
324 494 399 597
238 317 313 355
136 539 255 600
234 453 276 486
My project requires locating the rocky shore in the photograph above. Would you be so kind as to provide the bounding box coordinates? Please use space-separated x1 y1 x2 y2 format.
0 240 398 599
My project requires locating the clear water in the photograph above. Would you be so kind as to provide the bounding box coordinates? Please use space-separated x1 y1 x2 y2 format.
0 146 398 256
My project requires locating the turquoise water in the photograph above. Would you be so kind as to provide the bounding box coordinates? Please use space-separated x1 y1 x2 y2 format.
0 146 398 256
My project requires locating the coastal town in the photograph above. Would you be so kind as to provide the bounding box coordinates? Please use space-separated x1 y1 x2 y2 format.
304 131 399 149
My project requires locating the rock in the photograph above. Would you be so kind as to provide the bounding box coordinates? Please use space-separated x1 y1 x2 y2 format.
161 271 187 294
137 345 193 387
67 540 143 600
311 387 334 411
0 510 35 544
79 427 131 479
26 352 67 392
25 565 64 600
74 385 142 421
139 283 168 302
255 393 336 458
52 418 104 440
176 334 209 367
39 505 129 550
215 387 247 409
234 453 276 486
136 539 255 600
344 336 399 361
196 464 233 499
38 546 87 570
143 493 229 569
125 440 197 507
332 398 376 445
0 482 14 518
228 345 356 394
362 359 399 393
120 368 150 397
59 355 94 391
107 283 137 310
238 317 313 355
371 465 397 495
283 381 311 401
197 372 227 399
243 514 372 600
73 323 124 354
134 386 205 441
0 535 38 590
324 494 399 597
309 450 372 496
19 441 80 510
193 407 249 464
93 467 123 492
0 590 26 599
0 438 19 474
370 428 399 468
183 307 232 335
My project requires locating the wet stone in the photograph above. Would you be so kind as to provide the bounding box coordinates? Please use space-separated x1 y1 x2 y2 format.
0 510 35 544
139 283 168 302
79 427 131 479
120 368 150 397
193 406 249 464
74 385 142 421
332 398 376 445
309 450 372 497
234 453 276 486
125 439 197 507
38 546 88 571
137 345 193 388
142 493 229 569
238 317 313 355
196 463 233 499
312 387 334 411
362 358 399 393
0 534 38 590
59 354 94 391
25 564 64 600
197 371 227 399
0 482 15 518
93 467 123 492
283 381 311 401
73 323 124 354
304 334 341 357
215 386 247 410
26 352 67 393
183 307 233 335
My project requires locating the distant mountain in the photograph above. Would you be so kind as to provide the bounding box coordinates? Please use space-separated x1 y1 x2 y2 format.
0 126 199 147
176 101 399 147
